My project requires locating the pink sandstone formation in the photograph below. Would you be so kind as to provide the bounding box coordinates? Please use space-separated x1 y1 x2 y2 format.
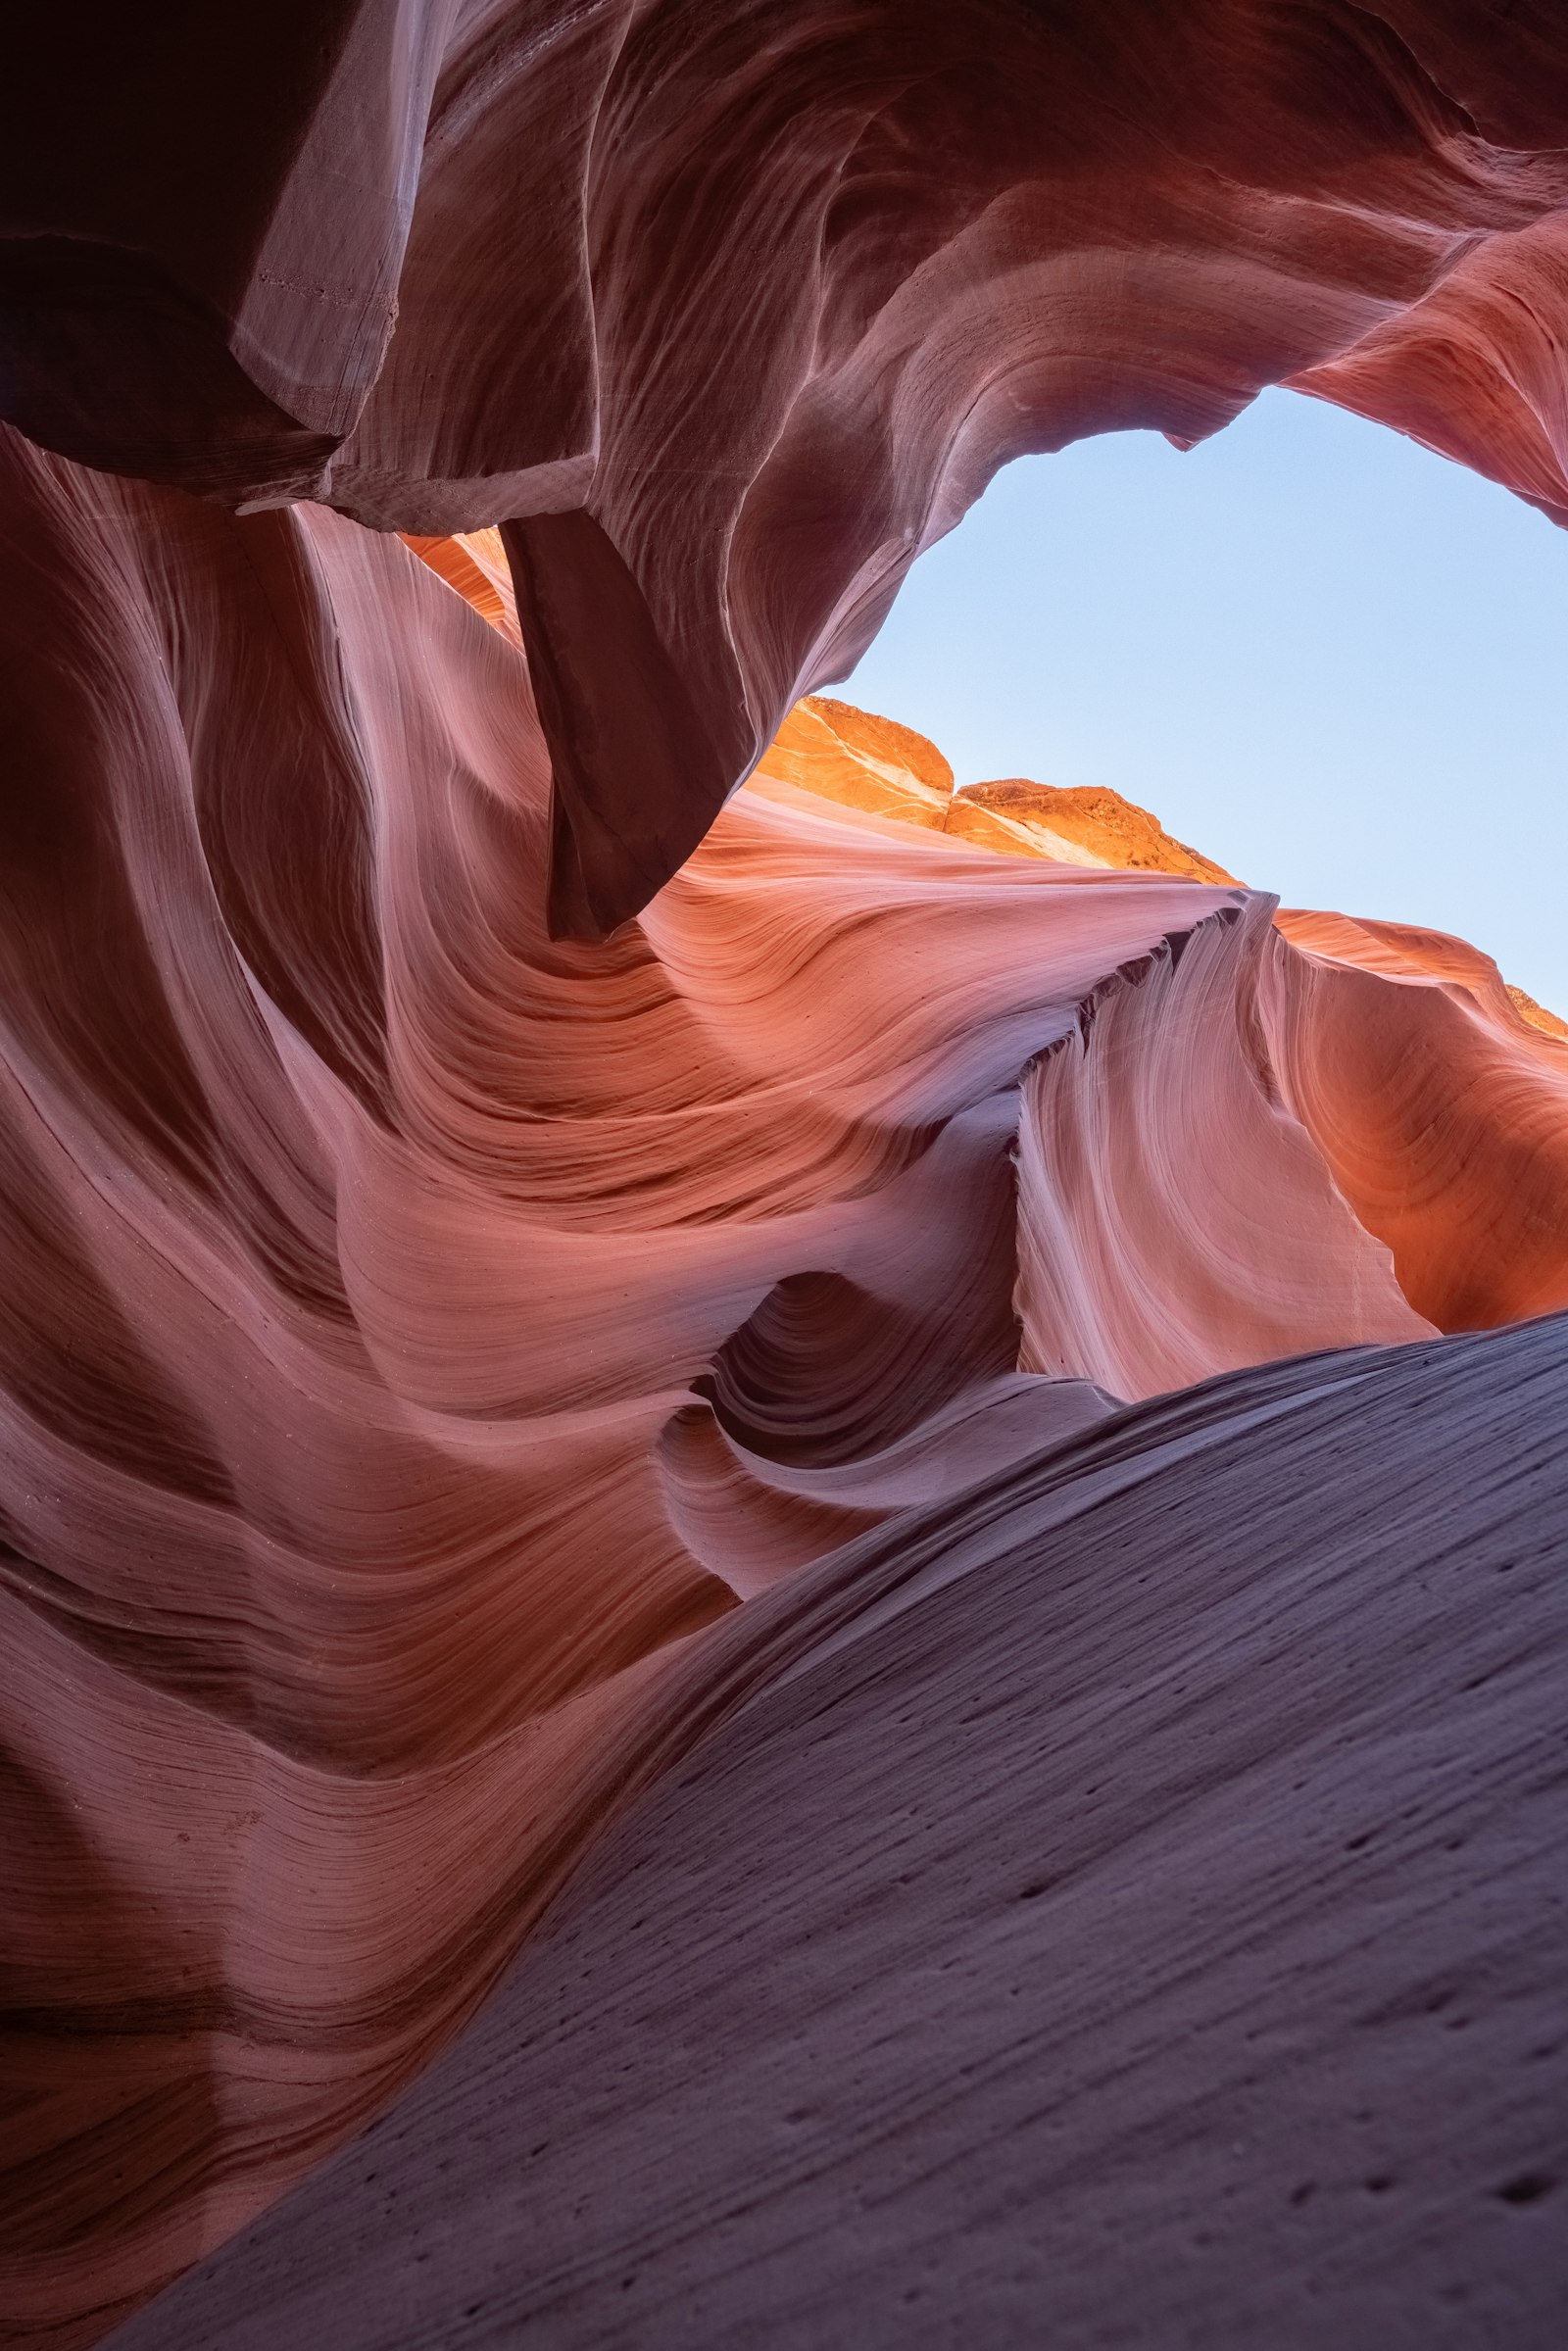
768 696 1568 1355
0 7 1565 2347
1 479 1563 2346
9 2 1568 935
109 1314 1568 2351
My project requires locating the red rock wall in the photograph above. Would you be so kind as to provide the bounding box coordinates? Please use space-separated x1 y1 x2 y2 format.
0 436 1225 2340
7 5 1568 927
3 9 1568 2343
4 453 1567 2339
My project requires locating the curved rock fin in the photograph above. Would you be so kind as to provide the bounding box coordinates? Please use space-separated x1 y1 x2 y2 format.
502 511 735 939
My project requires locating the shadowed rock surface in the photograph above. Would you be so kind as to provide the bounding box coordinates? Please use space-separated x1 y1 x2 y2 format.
5 8 1568 2344
111 1316 1568 2350
10 5 1568 924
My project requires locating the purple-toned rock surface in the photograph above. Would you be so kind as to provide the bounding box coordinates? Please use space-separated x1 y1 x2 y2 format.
4 9 1568 2344
111 1318 1568 2348
9 6 1568 926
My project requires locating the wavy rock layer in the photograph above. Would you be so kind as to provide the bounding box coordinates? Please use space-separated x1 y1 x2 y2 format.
7 9 1568 2343
765 687 1568 1342
0 446 1252 2342
112 1315 1568 2350
4 455 1567 2344
7 6 1568 925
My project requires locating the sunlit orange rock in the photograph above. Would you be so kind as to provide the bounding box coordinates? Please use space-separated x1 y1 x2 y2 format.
952 778 1239 883
755 700 1236 880
400 527 519 646
752 696 954 830
1508 981 1568 1041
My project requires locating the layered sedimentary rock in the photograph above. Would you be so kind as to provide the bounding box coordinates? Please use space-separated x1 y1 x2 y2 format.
110 1314 1568 2350
766 688 1568 1345
5 5 1568 2344
7 4 1568 928
0 446 1255 2341
4 464 1567 2345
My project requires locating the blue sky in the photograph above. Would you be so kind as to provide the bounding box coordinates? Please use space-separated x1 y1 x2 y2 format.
844 388 1568 1012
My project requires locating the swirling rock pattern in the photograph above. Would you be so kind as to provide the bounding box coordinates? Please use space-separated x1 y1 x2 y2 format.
764 695 1568 1365
0 442 1228 2341
4 454 1566 2342
108 1315 1568 2350
3 7 1568 2343
8 5 1568 925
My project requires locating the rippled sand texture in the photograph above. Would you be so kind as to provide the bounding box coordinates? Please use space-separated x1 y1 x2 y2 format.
5 6 1568 2344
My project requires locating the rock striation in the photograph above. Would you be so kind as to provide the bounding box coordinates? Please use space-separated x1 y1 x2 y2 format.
759 697 1239 878
1 478 1565 2343
2 8 1568 2345
7 5 1568 928
767 689 1568 1343
109 1314 1568 2351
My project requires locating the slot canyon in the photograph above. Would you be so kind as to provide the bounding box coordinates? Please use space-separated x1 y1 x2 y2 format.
2 5 1567 2344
